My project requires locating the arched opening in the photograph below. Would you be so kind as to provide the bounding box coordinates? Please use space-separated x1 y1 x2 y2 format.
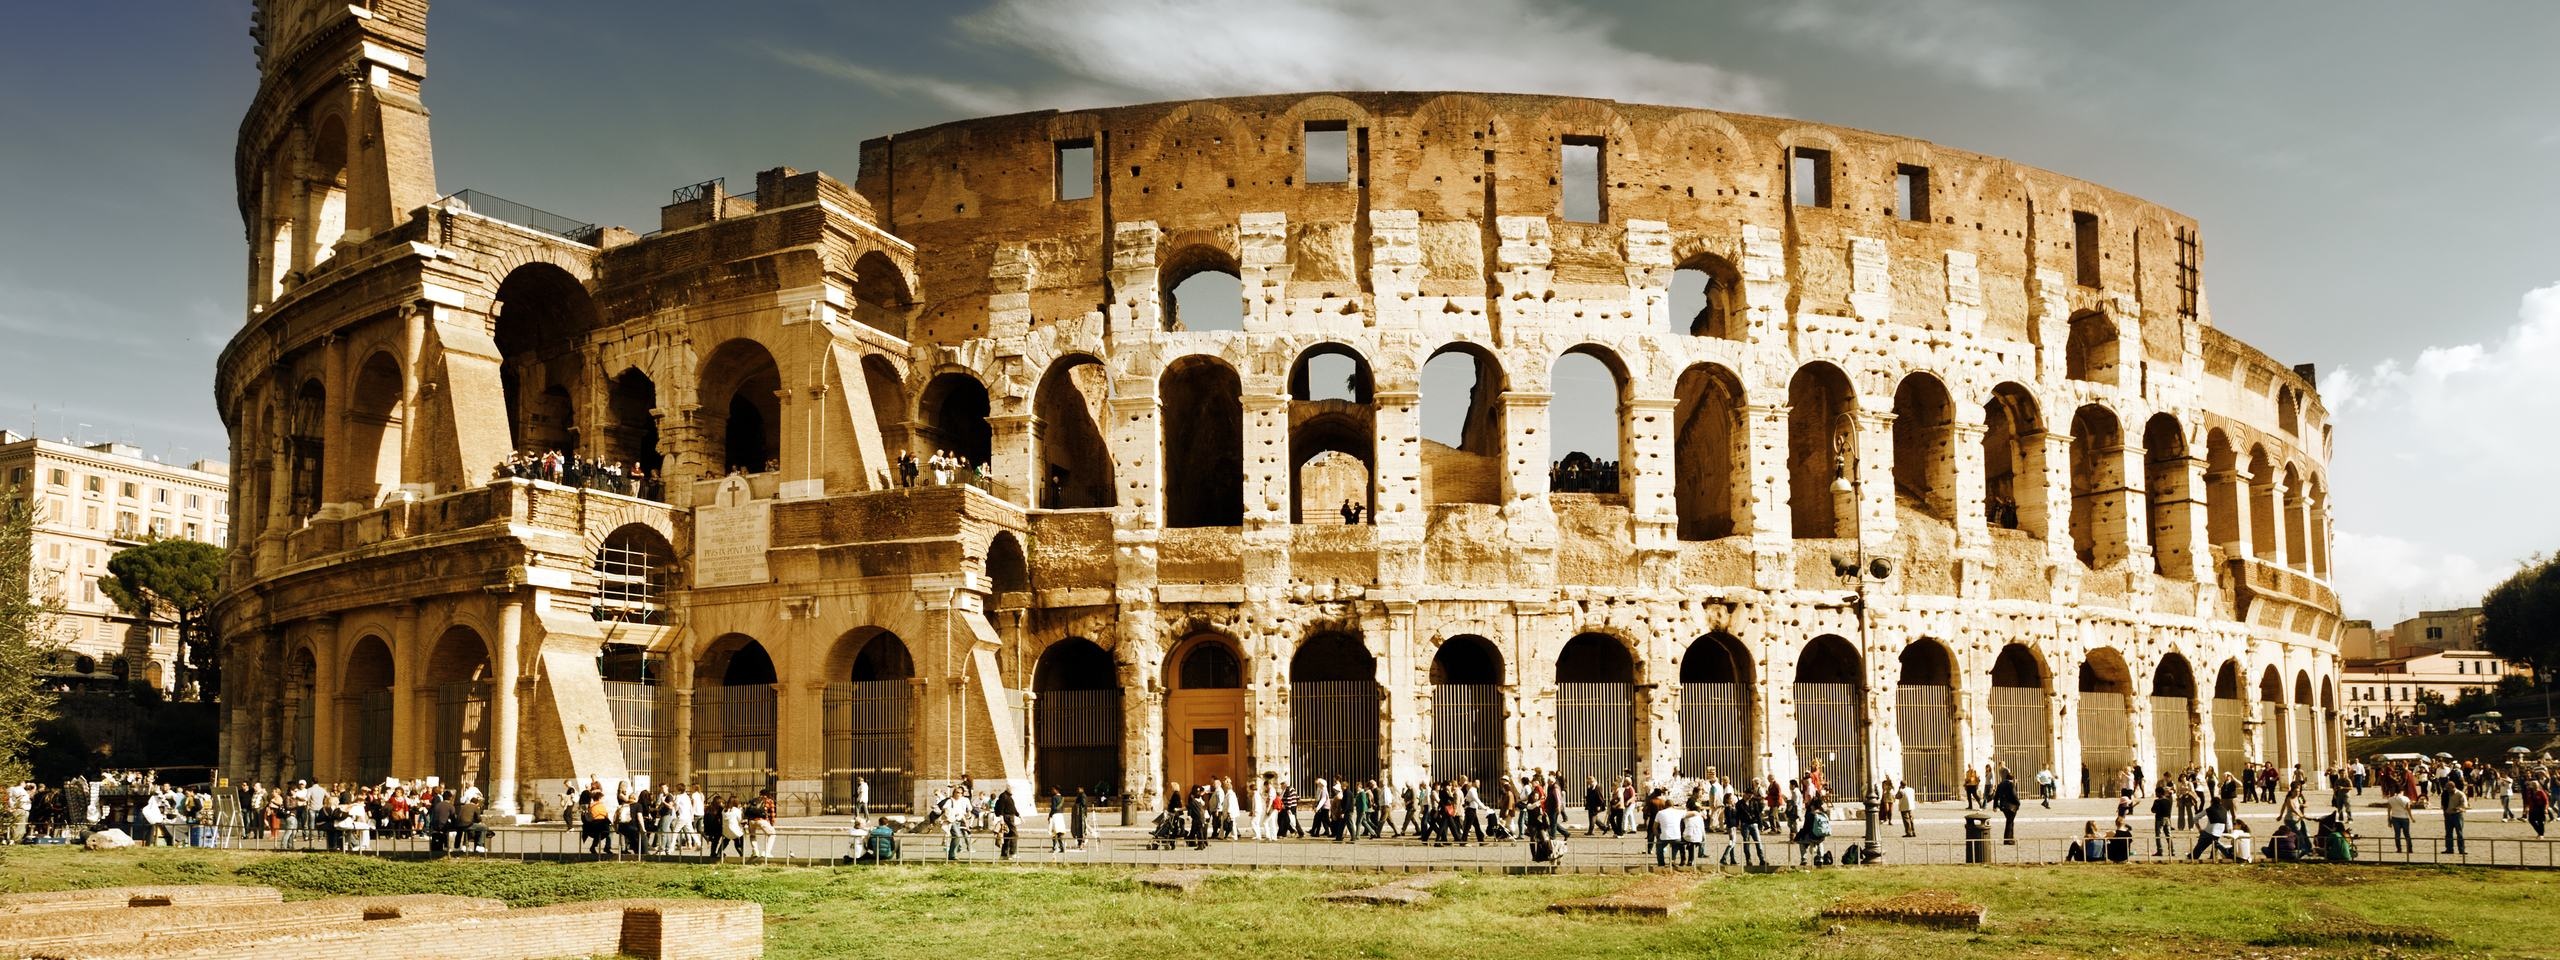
343 635 394 784
698 339 783 474
1290 633 1380 795
285 647 317 783
2293 668 2316 772
1891 373 1956 522
426 626 493 792
847 250 913 339
2282 463 2309 571
2212 660 2246 774
1288 344 1375 523
2320 680 2339 766
2306 479 2330 579
2152 652 2196 778
2204 430 2240 554
1672 364 1744 540
1556 633 1638 790
1164 634 1246 793
1668 255 1742 339
1794 634 1864 784
1420 344 1505 506
1548 347 1626 495
2248 445 2280 561
2068 404 2126 568
2065 310 2118 384
861 354 909 469
1033 354 1115 508
986 532 1029 596
2259 666 2287 769
694 635 778 798
344 352 403 506
597 643 667 790
306 114 349 266
1160 356 1244 527
592 524 676 624
1679 632 1752 781
2078 648 2134 794
1429 635 1504 786
603 369 662 475
1033 637 1121 797
919 372 994 475
824 630 913 810
1787 363 1856 538
1897 639 1957 800
2144 414 2192 578
1162 247 1243 332
288 379 326 519
1981 382 2043 535
1989 643 2051 780
492 264 598 456
2277 386 2301 436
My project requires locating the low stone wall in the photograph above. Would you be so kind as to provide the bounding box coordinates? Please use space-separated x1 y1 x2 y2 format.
22 897 762 960
0 894 502 955
0 886 280 919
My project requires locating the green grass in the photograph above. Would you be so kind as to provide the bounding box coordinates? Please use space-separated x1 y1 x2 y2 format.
6 847 2559 958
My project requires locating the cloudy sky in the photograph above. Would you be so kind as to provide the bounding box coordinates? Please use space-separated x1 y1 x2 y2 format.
3 1 2553 621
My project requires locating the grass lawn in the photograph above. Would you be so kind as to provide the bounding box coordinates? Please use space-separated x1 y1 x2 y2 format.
4 846 2556 958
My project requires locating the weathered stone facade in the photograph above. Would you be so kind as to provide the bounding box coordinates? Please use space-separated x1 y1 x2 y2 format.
216 1 2343 816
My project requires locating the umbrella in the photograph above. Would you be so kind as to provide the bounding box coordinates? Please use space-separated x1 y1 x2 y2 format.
2510 746 2534 754
2482 711 2505 719
2435 752 2455 759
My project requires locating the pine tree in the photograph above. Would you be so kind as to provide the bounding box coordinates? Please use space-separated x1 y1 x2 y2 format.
0 497 62 785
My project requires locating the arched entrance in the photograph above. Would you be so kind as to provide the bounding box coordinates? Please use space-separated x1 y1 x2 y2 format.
1556 634 1637 790
426 626 493 791
1164 635 1245 793
2079 648 2135 795
2293 669 2316 772
1288 344 1376 523
1032 637 1122 796
1430 635 1505 786
699 340 783 474
919 372 994 471
1678 632 1751 781
1420 344 1506 506
2152 653 2197 778
1033 355 1116 508
285 646 317 783
1291 633 1380 794
2259 666 2288 768
343 636 395 784
1897 639 1957 800
2212 661 2246 774
1161 357 1244 527
825 630 912 810
1989 643 2050 779
1794 635 1863 787
694 635 778 798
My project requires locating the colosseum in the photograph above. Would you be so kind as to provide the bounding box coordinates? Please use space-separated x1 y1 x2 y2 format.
214 0 2344 818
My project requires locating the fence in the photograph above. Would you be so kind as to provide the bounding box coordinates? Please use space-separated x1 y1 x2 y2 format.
1430 684 1504 786
2214 698 2246 773
822 680 910 811
2152 696 2193 776
1557 682 1635 790
434 681 491 791
601 681 667 786
2080 692 2133 787
1989 686 2049 777
357 691 393 785
1793 682 1860 785
695 685 776 798
1291 680 1381 794
1035 688 1121 797
1678 682 1750 783
1897 685 1955 800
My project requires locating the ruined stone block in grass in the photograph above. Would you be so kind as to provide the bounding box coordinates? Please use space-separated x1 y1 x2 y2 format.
1133 870 1213 894
1818 889 1987 930
1313 874 1449 906
2258 904 2444 949
1548 873 1698 917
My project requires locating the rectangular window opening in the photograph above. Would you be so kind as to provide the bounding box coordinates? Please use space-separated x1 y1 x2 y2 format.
1054 139 1095 202
1894 164 1930 222
2073 210 2101 286
1561 136 1604 222
1304 121 1349 185
1790 147 1832 208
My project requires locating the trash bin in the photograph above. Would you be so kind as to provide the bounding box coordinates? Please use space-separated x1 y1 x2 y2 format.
1963 812 1991 864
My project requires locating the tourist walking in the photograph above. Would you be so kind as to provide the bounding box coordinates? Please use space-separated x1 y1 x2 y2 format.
2385 788 2413 853
2441 779 2469 855
1994 769 2022 844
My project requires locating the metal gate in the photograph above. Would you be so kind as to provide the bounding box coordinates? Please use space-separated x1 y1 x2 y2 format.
602 680 666 787
1679 682 1749 782
2294 710 2316 771
2151 695 2193 778
824 680 909 811
2212 698 2245 774
1897 684 1955 800
290 696 315 783
1793 682 1861 789
1557 682 1635 792
356 690 393 785
1291 680 1380 794
434 680 491 791
2079 692 2133 791
1035 688 1122 797
694 684 776 798
1989 686 2049 779
1431 684 1504 786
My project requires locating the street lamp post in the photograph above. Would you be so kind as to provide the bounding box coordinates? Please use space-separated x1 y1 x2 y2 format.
1831 447 1892 864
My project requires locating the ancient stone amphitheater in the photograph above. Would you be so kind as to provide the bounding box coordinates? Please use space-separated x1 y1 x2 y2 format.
216 0 2342 817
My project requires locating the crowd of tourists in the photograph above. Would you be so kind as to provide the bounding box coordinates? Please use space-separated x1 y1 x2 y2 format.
560 778 780 860
894 449 993 491
493 450 662 500
232 779 496 853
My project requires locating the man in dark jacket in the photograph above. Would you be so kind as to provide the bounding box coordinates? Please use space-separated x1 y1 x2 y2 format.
427 788 458 853
1994 769 2023 844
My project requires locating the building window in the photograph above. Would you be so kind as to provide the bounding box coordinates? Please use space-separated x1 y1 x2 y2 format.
84 476 101 494
2073 210 2101 287
7 467 24 488
215 498 229 518
84 506 98 529
2174 224 2200 320
1303 121 1349 185
1894 164 1930 221
187 494 202 510
1790 147 1832 207
1055 139 1095 201
1560 136 1604 222
48 469 66 486
119 482 136 500
184 522 200 540
154 488 168 504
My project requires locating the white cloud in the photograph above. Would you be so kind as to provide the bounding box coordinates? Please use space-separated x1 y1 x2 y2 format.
2324 282 2560 621
1755 0 2055 91
779 0 1777 115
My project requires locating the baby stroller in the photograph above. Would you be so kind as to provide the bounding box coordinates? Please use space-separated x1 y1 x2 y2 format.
1145 809 1189 851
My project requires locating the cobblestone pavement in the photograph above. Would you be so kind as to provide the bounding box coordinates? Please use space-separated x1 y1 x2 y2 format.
165 793 2560 870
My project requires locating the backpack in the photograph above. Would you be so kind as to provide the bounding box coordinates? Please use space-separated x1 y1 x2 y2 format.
1806 811 1831 841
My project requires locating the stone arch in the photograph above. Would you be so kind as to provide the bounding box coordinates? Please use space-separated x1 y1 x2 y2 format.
847 249 914 339
288 378 326 519
2282 462 2309 571
284 645 319 782
2248 444 2280 561
1289 342 1376 523
1794 634 1864 784
341 634 395 783
344 350 404 506
2152 650 2198 778
2205 428 2240 550
1290 631 1380 793
1161 244 1243 332
1420 342 1506 506
862 354 909 461
2144 413 2193 578
2212 659 2248 773
425 625 494 790
822 627 914 807
695 633 779 796
593 523 677 624
1989 642 2051 778
492 262 598 455
1787 362 1857 538
1429 634 1505 785
2065 310 2119 384
1548 345 1628 494
696 338 783 474
1679 632 1752 781
2277 385 2301 436
918 370 994 470
1981 381 2044 535
1164 632 1246 794
305 112 349 266
2259 664 2289 769
1557 632 1639 790
1673 362 1745 540
1033 353 1115 509
1669 252 1744 339
2078 647 2136 794
1032 636 1122 796
2293 667 2316 771
1896 637 1958 799
2068 404 2127 567
1161 355 1244 527
603 367 662 474
1891 372 1957 523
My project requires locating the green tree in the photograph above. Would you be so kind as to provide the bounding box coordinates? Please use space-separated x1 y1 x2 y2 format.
2481 555 2560 686
99 538 225 700
0 498 63 784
